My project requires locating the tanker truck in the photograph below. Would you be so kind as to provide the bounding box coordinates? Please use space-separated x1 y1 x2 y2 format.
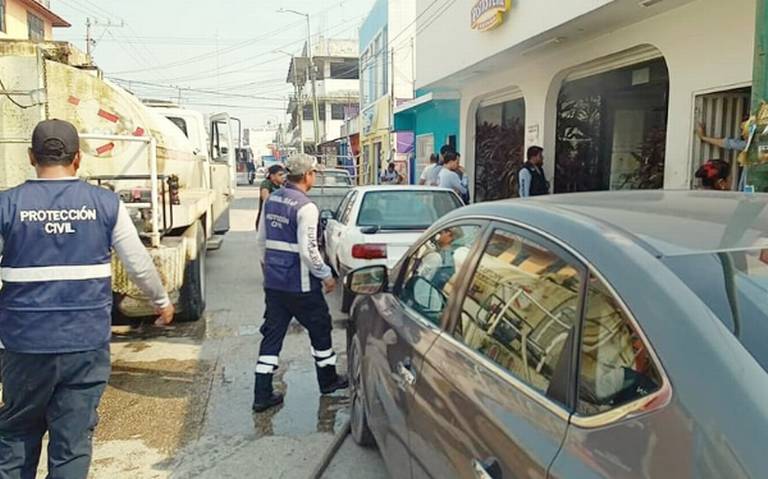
0 40 236 322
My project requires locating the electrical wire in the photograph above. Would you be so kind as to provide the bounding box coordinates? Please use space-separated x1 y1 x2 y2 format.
0 78 42 109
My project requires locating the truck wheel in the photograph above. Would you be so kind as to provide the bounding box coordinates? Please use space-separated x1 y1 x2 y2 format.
177 222 207 322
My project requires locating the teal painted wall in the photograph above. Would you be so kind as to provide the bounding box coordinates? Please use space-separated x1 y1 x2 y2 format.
414 100 460 151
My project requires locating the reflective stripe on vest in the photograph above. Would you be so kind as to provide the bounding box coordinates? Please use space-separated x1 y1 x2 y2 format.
265 239 300 253
1 263 112 282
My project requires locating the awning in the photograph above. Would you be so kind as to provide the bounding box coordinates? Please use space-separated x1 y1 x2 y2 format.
393 91 460 132
393 91 460 116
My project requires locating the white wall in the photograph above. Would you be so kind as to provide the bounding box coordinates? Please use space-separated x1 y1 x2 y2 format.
442 0 755 190
415 0 616 88
389 0 416 101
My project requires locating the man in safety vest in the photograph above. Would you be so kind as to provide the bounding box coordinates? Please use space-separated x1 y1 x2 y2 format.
0 119 175 478
254 153 348 412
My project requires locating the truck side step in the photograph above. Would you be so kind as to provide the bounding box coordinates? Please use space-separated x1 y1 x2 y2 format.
207 235 225 251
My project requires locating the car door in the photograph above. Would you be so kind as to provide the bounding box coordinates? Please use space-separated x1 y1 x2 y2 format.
407 224 586 479
326 190 357 272
362 222 487 479
209 113 235 234
548 272 674 479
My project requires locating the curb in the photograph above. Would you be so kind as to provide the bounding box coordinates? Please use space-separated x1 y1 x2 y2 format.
309 419 351 479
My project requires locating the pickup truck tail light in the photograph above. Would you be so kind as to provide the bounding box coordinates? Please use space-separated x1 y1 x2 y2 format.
352 243 387 260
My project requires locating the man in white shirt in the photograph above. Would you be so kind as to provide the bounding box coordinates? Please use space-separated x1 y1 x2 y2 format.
419 154 439 185
438 151 468 200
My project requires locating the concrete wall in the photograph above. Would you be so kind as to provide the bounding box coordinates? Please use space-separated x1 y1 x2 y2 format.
418 0 755 191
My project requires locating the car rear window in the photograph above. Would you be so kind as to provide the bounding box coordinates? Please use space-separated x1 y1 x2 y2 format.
357 190 462 230
663 249 768 372
318 172 352 186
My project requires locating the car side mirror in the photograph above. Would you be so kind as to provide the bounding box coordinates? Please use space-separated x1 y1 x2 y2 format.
345 265 388 295
319 209 335 225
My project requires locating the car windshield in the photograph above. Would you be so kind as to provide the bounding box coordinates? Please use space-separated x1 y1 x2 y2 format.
318 171 352 186
663 249 768 372
357 190 462 230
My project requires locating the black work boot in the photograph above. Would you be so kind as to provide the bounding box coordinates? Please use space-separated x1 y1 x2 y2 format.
316 366 349 395
252 373 284 412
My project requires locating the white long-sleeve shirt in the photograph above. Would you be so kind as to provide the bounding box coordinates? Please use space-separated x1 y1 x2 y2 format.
255 200 332 285
112 202 171 307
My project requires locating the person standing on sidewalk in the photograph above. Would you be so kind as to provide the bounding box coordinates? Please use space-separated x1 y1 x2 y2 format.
0 119 175 479
255 164 286 230
253 153 348 413
438 151 468 201
519 146 550 197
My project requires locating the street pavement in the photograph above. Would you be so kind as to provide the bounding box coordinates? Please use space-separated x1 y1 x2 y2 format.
62 187 388 478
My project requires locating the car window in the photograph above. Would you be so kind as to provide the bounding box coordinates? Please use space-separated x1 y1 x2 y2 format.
455 229 583 397
577 274 662 416
357 190 462 230
335 191 353 221
338 191 358 225
320 171 352 186
397 225 483 326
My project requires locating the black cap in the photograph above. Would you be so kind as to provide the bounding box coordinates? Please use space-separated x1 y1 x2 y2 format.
267 164 285 176
32 119 79 158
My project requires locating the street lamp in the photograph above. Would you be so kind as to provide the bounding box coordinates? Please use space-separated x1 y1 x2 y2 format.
276 49 305 154
278 8 321 151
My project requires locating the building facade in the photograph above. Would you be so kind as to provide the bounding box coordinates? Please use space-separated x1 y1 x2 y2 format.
285 37 359 154
409 0 756 201
358 0 416 184
0 0 69 41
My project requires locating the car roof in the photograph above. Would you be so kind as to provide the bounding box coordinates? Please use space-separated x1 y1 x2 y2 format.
454 191 768 257
352 185 456 193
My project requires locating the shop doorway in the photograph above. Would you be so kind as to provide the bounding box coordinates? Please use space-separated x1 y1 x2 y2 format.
416 134 435 181
555 57 669 193
692 87 751 190
474 97 526 202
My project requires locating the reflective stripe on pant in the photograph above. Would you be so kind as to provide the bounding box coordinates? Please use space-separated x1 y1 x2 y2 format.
258 288 334 375
0 347 110 479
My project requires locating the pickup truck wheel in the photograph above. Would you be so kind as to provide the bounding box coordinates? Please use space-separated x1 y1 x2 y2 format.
177 223 207 322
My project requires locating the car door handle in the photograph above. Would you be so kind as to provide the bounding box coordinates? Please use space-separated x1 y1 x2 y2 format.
396 358 416 386
472 457 502 479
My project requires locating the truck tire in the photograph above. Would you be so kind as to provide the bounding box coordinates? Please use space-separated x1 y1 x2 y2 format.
177 222 207 322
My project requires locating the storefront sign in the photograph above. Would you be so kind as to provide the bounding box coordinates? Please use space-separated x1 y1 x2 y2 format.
471 0 511 32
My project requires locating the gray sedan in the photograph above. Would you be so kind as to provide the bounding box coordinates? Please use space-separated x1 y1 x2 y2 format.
345 190 768 479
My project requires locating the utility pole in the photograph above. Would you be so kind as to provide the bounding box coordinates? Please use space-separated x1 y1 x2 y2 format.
278 9 320 151
746 0 768 191
87 18 124 63
305 17 321 151
296 63 305 154
85 18 94 60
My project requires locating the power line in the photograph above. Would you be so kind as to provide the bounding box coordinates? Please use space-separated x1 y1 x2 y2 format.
108 1 357 76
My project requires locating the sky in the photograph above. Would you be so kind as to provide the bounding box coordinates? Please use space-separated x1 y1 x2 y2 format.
51 0 376 129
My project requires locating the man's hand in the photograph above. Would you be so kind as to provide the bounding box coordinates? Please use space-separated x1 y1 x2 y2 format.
696 122 706 139
155 303 176 326
323 276 336 294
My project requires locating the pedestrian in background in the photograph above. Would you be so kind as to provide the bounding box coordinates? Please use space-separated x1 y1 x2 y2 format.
519 146 550 197
380 162 404 185
419 153 439 185
254 153 348 413
456 153 470 204
438 151 468 200
0 119 174 479
255 164 286 230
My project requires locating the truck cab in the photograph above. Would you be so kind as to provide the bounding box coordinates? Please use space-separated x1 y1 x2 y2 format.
144 101 236 239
